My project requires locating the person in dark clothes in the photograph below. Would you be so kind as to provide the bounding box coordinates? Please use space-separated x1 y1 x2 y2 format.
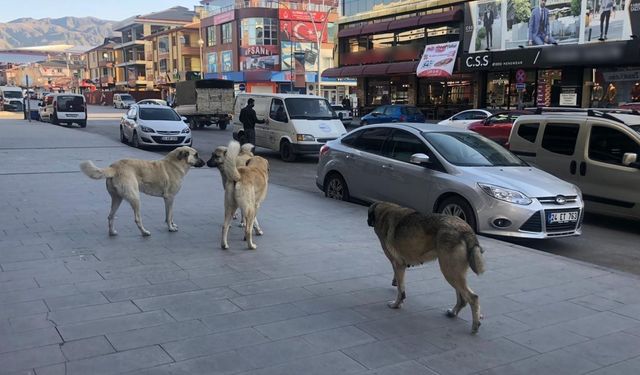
341 96 351 110
239 98 265 148
483 6 494 48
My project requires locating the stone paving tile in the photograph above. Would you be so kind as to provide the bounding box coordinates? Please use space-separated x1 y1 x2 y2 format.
107 320 210 351
0 284 78 305
6 314 55 333
35 270 104 287
0 279 38 293
229 275 318 295
102 280 201 302
47 301 141 326
569 294 627 312
125 350 255 375
354 360 439 375
476 349 601 375
0 300 48 320
44 292 109 311
0 345 65 374
585 355 640 375
505 301 599 328
0 327 62 354
418 338 537 375
303 275 391 297
238 351 367 375
57 310 175 341
613 303 640 320
557 311 640 339
506 326 590 353
355 309 454 340
240 337 329 369
161 327 270 361
65 346 172 375
73 277 150 293
302 326 376 352
254 309 368 341
200 302 309 334
229 287 316 310
60 336 115 361
561 331 640 366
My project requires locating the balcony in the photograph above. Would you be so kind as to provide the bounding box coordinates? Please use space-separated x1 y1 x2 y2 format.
98 60 115 68
98 76 115 85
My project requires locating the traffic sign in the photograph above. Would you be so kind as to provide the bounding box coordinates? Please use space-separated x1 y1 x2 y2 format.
515 69 526 83
515 82 526 91
238 83 246 91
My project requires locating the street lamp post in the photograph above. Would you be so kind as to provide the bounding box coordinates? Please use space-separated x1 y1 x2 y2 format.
307 0 335 97
198 38 205 79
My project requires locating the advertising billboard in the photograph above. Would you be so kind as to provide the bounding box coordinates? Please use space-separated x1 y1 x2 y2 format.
281 41 319 72
416 41 460 78
221 51 233 72
240 45 280 71
464 0 638 53
207 53 217 73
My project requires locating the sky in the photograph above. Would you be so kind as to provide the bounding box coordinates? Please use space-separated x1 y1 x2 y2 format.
0 0 199 22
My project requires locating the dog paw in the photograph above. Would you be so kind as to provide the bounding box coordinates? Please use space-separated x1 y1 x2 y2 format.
168 226 178 232
221 243 229 250
248 244 257 250
387 301 401 309
256 229 264 236
471 321 481 334
445 309 457 318
391 278 397 287
142 230 151 237
232 214 238 220
109 230 118 236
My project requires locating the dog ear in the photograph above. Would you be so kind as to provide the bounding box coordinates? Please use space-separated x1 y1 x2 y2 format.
367 202 378 227
178 149 189 160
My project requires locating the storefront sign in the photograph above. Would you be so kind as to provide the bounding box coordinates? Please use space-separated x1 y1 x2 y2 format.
213 11 234 25
463 0 640 54
416 41 459 78
240 46 280 71
278 8 325 22
280 21 327 42
559 93 578 106
602 69 640 82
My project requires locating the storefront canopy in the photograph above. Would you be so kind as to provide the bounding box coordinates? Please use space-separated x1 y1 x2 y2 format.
322 61 419 78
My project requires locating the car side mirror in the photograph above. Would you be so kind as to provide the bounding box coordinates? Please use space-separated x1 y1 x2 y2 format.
622 153 640 168
409 153 430 165
181 116 187 122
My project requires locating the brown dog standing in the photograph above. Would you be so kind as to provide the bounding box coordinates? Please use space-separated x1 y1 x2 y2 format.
368 201 485 333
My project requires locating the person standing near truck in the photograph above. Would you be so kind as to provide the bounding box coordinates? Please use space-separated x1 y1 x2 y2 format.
239 98 265 147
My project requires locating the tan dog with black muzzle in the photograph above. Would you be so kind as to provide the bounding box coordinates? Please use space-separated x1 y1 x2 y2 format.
368 201 485 334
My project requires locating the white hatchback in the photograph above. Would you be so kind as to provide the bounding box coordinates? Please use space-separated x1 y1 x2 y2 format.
120 104 192 148
438 109 494 129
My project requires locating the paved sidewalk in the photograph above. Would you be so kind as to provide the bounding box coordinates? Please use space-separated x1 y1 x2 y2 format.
1 119 640 375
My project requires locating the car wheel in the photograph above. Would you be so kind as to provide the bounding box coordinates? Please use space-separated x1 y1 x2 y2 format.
188 118 197 130
132 131 141 148
79 121 87 128
324 173 350 201
437 196 477 232
120 127 128 143
280 140 297 162
52 111 59 125
218 120 227 130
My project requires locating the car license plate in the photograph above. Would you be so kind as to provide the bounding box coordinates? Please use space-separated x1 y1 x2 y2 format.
67 114 78 117
547 211 578 224
162 136 178 141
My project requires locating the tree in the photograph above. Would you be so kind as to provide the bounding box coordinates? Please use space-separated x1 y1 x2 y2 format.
571 0 581 16
509 0 532 24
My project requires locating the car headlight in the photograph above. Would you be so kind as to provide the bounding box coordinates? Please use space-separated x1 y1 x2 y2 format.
572 184 583 200
181 127 190 134
478 183 532 205
139 125 155 133
296 134 315 142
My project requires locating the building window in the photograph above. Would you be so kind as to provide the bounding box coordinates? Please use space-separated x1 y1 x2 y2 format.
159 59 168 72
240 18 278 46
207 26 217 46
371 33 394 49
207 52 217 73
541 123 580 156
222 22 233 44
182 35 191 46
158 36 169 54
396 28 425 46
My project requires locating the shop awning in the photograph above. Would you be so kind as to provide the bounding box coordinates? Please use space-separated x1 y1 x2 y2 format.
386 61 419 75
321 67 344 78
342 65 365 76
362 64 389 76
337 26 363 38
418 9 463 27
387 16 420 32
360 21 390 35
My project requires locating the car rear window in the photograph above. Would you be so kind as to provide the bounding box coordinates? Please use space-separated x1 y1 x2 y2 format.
402 107 422 115
541 123 580 155
352 127 391 154
56 96 85 112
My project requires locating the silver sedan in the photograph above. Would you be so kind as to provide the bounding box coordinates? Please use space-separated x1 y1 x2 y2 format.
316 123 584 239
120 104 192 148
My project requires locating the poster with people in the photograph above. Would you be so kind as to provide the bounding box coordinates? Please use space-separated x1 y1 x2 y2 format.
280 41 319 72
463 0 638 52
221 51 233 72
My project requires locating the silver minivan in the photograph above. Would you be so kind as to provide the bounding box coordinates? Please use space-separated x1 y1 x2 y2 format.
509 109 640 221
317 123 584 239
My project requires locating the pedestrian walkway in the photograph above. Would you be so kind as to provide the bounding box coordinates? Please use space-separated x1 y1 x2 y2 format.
0 119 639 374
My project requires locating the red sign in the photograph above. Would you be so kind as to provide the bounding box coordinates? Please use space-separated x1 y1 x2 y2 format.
213 10 234 25
280 21 327 42
240 45 279 57
278 8 325 22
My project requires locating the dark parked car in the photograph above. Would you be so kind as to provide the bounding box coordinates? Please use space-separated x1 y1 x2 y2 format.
360 105 425 126
466 110 532 146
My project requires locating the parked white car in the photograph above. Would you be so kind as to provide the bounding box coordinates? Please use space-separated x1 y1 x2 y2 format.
113 93 136 109
438 109 494 129
120 104 192 148
332 105 353 126
137 99 168 106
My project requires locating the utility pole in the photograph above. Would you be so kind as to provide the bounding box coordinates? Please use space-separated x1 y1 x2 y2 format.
307 0 335 97
26 74 31 123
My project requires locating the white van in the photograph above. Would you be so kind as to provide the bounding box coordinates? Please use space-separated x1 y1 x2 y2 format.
509 108 640 220
232 93 347 161
39 93 87 127
0 86 24 111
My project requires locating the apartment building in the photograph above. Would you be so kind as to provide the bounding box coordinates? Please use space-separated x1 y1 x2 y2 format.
84 37 122 90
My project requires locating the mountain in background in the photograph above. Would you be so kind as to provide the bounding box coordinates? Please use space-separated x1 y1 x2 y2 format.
0 17 118 49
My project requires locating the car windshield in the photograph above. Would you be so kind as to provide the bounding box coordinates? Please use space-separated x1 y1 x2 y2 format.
139 107 181 121
3 91 22 98
631 124 640 134
121 95 134 101
422 131 528 167
403 106 422 115
285 98 336 120
56 96 85 112
332 105 345 110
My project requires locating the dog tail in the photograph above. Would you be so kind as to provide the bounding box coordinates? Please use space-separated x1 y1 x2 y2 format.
223 140 242 182
80 161 116 179
464 232 485 275
240 143 254 154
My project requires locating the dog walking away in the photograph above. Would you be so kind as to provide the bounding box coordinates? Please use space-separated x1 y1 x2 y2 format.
206 143 263 234
220 140 269 250
80 146 205 236
368 201 485 333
